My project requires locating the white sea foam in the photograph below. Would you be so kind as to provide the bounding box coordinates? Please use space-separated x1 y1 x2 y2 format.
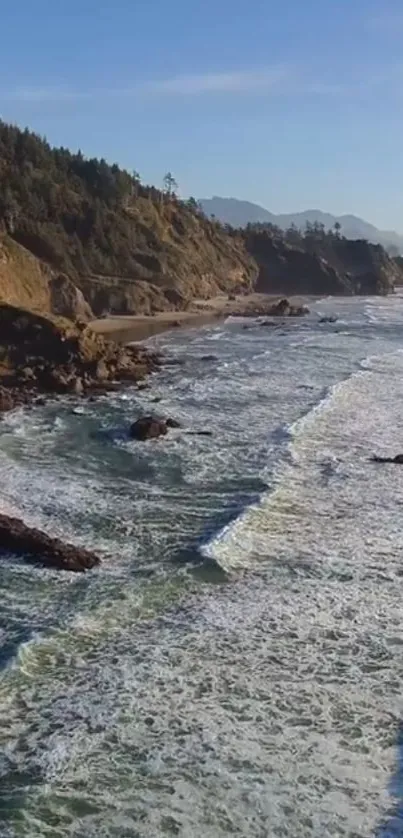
1 297 403 836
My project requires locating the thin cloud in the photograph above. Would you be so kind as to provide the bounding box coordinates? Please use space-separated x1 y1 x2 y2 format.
2 86 92 103
142 66 291 95
0 66 292 103
1 63 402 104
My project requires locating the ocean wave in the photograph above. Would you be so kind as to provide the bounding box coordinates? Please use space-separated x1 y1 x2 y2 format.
203 342 403 572
2 301 403 835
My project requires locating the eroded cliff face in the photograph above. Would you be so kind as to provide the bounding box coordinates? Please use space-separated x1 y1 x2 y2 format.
0 234 52 312
73 200 257 316
1 223 400 327
1 213 257 320
0 234 95 321
245 230 401 296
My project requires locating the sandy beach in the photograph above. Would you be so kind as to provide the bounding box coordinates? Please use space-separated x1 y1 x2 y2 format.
89 293 308 343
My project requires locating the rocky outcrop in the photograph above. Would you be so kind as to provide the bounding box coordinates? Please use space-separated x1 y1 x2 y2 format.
49 273 94 321
0 513 100 571
228 297 310 319
0 303 160 408
265 298 309 317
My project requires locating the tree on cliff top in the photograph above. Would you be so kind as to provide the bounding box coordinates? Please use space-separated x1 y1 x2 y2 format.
0 122 192 279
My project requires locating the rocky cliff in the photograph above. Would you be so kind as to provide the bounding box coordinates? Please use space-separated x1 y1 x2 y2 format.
244 227 402 296
0 120 400 315
0 121 256 317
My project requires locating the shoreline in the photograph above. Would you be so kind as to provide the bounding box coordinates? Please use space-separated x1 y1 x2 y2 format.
89 294 312 344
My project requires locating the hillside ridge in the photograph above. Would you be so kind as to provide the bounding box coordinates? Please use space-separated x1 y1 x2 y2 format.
0 120 401 319
200 197 403 255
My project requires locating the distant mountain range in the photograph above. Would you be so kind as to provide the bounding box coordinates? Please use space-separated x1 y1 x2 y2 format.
200 197 403 254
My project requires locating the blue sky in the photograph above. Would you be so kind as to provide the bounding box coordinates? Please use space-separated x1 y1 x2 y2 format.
0 0 402 230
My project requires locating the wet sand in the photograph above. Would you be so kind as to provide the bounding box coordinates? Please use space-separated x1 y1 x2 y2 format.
89 294 308 344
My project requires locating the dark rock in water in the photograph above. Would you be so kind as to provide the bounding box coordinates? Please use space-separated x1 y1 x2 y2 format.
232 298 310 319
130 415 168 441
200 355 218 362
165 417 182 429
273 298 291 316
265 298 309 317
185 430 213 437
372 454 403 464
319 316 337 324
0 513 100 571
269 299 309 317
259 320 276 327
289 305 310 317
163 357 184 366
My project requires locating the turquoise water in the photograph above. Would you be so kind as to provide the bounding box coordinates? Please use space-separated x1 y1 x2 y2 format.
1 296 403 836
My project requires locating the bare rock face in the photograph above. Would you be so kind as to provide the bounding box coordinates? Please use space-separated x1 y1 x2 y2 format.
0 513 100 571
49 274 94 322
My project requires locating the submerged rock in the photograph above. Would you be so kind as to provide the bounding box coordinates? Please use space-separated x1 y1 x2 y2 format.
0 513 100 571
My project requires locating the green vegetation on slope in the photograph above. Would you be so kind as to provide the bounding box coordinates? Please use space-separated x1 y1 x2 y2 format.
0 120 401 314
0 121 256 314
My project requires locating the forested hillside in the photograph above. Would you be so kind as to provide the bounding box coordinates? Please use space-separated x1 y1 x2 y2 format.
0 121 256 314
0 121 401 317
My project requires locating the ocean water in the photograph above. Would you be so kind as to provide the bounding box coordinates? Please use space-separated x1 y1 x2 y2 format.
1 296 403 836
